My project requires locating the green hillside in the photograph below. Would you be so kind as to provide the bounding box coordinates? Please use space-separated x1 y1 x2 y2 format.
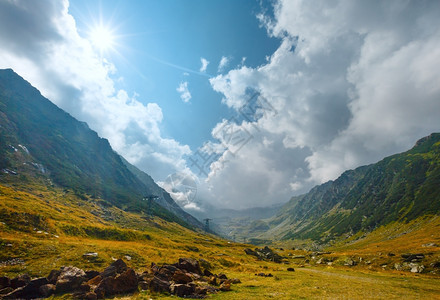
255 133 440 244
0 68 201 229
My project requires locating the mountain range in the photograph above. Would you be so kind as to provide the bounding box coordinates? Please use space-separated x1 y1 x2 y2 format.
0 68 202 229
244 133 440 245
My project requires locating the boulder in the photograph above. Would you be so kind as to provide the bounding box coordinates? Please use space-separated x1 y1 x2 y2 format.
10 274 31 289
0 287 14 295
401 253 425 262
177 258 202 275
172 270 193 284
39 284 56 297
85 270 100 280
171 283 196 297
287 267 295 272
55 266 87 293
95 268 138 297
101 259 128 278
3 277 48 299
0 276 10 289
409 263 425 273
157 264 179 281
219 282 231 291
47 269 61 284
149 276 171 293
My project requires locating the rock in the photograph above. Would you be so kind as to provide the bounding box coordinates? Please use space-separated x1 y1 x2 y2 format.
139 280 149 290
291 255 306 259
101 259 127 278
422 243 439 247
87 275 103 286
219 282 231 291
171 283 195 297
409 263 425 273
10 274 31 289
0 276 10 289
394 263 403 271
343 258 356 266
255 273 273 277
401 253 425 262
55 266 87 293
195 285 208 295
172 270 193 284
83 252 98 258
157 264 179 281
47 269 61 284
230 278 241 284
0 287 13 295
3 277 48 299
208 276 218 286
124 255 132 261
177 258 202 275
287 267 295 272
430 261 440 268
85 270 100 280
203 269 214 277
85 291 98 300
39 284 56 297
218 273 228 280
95 268 138 297
149 276 171 293
387 253 395 257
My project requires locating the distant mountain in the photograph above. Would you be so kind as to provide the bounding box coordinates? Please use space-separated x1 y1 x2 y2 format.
0 68 202 229
252 133 440 244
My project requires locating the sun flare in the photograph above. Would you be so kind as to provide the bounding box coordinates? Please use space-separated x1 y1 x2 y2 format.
89 25 115 52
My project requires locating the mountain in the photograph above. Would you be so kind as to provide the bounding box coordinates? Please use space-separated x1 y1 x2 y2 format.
251 133 440 244
0 68 202 229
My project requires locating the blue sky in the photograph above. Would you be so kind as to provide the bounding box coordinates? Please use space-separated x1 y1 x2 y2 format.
1 0 440 211
70 0 280 150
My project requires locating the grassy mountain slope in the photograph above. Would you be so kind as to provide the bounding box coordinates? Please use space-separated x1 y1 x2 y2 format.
254 133 440 245
0 68 201 229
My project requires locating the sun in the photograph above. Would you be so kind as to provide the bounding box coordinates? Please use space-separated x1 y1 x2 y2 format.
89 25 115 53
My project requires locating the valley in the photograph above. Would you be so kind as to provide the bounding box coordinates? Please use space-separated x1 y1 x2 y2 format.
0 69 439 299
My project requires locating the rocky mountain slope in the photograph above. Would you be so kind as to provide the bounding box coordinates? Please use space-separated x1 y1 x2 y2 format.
0 68 201 229
252 133 440 244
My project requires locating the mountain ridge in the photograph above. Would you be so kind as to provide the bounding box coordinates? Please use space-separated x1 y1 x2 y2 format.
248 133 440 245
0 68 202 229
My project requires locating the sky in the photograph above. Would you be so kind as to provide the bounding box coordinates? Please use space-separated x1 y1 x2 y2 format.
1 0 440 211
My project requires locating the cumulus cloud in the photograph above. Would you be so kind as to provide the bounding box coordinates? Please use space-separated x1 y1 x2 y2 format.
217 56 230 72
202 0 440 208
200 57 209 72
176 81 192 103
0 0 190 180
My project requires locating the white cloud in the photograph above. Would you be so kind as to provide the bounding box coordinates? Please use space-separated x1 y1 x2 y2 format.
0 0 191 180
176 81 192 103
202 0 440 208
200 57 209 72
217 56 230 72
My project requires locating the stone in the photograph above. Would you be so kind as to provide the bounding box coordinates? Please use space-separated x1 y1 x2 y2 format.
208 276 218 286
171 283 196 297
287 267 295 272
219 282 231 291
101 259 127 278
55 266 87 293
203 269 214 277
218 273 228 280
0 276 10 289
149 276 171 293
157 264 179 281
85 291 98 300
85 270 100 280
177 258 202 275
88 275 103 286
10 274 31 289
172 270 192 284
95 268 138 297
3 277 48 299
401 253 425 262
39 284 56 297
409 263 425 273
0 287 13 295
47 269 61 284
139 280 150 290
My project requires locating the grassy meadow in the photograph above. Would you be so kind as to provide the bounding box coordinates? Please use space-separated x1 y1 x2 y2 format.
1 182 440 299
